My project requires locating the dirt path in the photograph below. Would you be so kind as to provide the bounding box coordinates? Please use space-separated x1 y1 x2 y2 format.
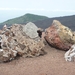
0 45 75 75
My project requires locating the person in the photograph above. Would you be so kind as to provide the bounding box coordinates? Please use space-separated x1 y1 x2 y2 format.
37 28 43 38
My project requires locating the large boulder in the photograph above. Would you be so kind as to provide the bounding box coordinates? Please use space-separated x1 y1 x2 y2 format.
0 24 45 62
45 20 75 50
11 24 45 57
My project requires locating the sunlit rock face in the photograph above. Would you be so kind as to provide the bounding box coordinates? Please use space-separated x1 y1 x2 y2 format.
45 20 75 50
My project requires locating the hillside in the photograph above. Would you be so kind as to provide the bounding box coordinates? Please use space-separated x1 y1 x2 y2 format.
34 15 75 31
0 13 48 28
0 14 75 31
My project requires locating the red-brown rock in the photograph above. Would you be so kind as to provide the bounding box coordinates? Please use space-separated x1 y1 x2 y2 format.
45 20 75 50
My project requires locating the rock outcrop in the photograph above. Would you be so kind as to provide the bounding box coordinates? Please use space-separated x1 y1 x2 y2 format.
0 23 45 62
45 20 75 50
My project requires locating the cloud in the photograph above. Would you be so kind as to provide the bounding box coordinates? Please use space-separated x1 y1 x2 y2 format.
0 8 45 11
47 9 75 12
0 8 75 12
0 8 23 10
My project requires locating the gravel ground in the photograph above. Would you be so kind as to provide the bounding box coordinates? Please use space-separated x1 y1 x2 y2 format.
0 45 75 75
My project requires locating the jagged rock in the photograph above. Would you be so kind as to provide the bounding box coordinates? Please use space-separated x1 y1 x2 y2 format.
65 44 75 62
45 20 75 50
0 23 45 62
11 24 45 57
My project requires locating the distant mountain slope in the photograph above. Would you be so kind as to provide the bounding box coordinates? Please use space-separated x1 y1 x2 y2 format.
0 13 48 28
0 14 75 31
34 15 75 31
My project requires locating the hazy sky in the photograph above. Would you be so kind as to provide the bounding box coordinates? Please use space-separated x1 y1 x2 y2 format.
0 0 75 22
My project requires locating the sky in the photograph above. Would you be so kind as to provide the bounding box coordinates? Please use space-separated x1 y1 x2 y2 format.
0 0 75 22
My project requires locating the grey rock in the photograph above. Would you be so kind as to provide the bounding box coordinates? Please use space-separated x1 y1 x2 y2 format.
23 22 38 38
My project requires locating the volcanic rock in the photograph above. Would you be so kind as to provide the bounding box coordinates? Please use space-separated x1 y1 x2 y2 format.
45 20 75 50
10 24 45 56
0 23 45 62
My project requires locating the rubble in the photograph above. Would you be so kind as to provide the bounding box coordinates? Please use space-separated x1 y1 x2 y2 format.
0 23 45 62
45 20 75 50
